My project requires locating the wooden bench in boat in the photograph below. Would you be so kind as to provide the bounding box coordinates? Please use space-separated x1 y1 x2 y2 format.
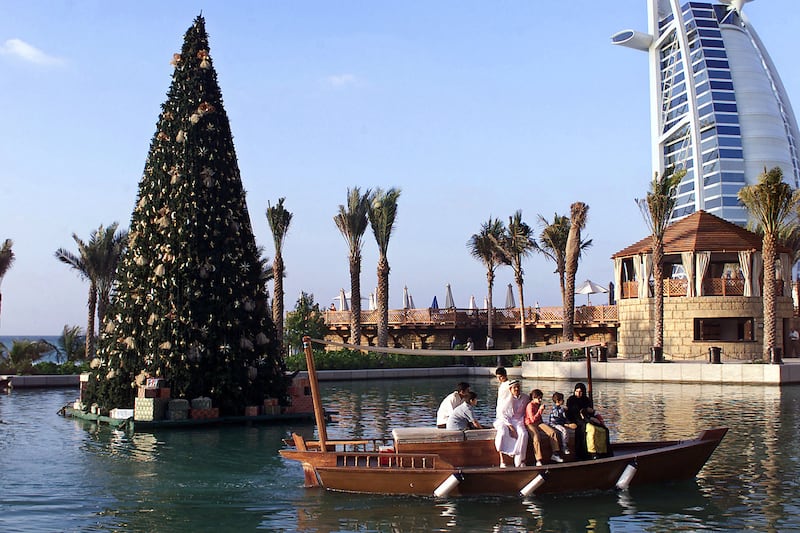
391 426 576 466
391 427 498 467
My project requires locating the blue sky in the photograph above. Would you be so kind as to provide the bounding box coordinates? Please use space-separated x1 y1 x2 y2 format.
1 1 798 335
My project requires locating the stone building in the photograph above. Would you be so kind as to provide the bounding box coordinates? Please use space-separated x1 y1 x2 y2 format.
612 210 793 361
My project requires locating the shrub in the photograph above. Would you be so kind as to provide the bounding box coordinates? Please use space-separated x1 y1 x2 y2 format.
284 348 464 371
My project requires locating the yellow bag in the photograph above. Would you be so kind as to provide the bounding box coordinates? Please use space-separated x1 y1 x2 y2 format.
585 422 608 455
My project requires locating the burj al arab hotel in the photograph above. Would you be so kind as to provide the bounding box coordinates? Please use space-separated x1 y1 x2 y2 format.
612 0 800 225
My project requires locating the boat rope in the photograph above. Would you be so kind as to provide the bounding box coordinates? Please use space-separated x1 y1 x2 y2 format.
308 338 601 358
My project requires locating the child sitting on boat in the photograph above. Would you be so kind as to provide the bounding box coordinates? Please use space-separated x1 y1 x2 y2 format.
525 388 564 466
548 392 571 456
436 382 471 428
446 391 483 430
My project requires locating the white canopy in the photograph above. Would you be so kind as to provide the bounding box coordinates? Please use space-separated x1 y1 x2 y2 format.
575 279 608 305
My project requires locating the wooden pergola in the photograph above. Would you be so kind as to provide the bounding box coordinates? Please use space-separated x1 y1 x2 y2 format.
610 210 793 361
611 210 792 301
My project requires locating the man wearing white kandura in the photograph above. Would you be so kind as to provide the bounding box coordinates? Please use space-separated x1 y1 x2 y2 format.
494 379 529 468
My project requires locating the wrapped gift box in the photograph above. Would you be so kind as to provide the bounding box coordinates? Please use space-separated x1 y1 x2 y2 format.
134 397 167 421
189 408 219 419
167 408 188 420
191 397 212 409
138 387 159 398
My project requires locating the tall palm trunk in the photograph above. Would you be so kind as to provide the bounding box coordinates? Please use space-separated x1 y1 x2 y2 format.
563 265 576 342
376 255 389 347
563 202 588 344
87 282 97 358
272 253 285 353
349 253 362 345
763 232 777 357
652 240 665 349
515 273 526 345
486 270 495 340
558 272 567 310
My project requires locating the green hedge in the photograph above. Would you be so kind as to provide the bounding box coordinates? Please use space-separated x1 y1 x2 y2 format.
285 348 472 371
0 361 91 375
282 348 589 371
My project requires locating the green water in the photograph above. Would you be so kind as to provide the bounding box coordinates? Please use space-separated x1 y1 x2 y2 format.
2 376 799 532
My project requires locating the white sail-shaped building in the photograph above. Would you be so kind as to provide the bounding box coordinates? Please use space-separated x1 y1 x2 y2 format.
613 0 800 225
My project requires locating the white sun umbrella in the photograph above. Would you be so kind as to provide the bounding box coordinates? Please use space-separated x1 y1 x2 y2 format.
444 284 455 308
505 283 515 308
483 296 490 310
336 288 349 311
575 279 609 305
368 292 377 311
409 294 416 309
468 295 477 310
403 286 411 309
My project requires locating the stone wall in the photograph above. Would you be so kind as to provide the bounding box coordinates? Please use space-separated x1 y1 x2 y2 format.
617 296 794 361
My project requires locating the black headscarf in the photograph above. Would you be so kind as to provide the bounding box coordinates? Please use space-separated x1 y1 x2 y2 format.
566 382 592 423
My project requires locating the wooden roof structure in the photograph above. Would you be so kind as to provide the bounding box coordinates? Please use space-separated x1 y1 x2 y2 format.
611 210 789 258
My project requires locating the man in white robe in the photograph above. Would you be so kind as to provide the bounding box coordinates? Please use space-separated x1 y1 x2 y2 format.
494 367 510 418
494 379 529 467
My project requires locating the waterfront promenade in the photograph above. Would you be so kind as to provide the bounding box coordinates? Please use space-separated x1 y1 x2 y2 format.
295 357 800 385
7 356 800 390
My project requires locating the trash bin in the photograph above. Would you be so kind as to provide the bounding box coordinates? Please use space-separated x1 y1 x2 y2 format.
650 346 663 363
708 346 722 364
769 347 783 365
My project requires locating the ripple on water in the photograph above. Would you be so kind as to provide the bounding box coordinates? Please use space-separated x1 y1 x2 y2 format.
3 380 800 531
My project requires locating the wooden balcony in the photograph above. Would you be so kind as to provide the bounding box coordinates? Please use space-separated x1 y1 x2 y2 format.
324 305 618 329
620 278 783 299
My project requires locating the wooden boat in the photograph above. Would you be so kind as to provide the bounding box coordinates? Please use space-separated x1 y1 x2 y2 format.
280 337 727 497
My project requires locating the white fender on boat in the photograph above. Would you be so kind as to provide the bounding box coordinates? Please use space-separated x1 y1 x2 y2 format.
433 474 462 498
519 474 546 497
615 462 638 490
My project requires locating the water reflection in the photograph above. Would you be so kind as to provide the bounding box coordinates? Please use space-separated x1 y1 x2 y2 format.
285 482 716 533
3 379 800 532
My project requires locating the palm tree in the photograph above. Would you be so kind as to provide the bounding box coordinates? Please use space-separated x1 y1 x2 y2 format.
55 223 127 358
56 325 86 362
1 339 51 373
536 214 593 310
468 217 506 358
738 167 800 362
93 224 128 328
636 166 686 359
563 202 589 342
368 187 402 347
266 198 293 355
500 210 536 346
0 239 15 327
334 187 372 345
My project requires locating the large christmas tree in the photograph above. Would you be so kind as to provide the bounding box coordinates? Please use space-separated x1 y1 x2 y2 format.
86 16 286 414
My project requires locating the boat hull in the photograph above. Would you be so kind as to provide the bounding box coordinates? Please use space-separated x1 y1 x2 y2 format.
280 428 727 497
